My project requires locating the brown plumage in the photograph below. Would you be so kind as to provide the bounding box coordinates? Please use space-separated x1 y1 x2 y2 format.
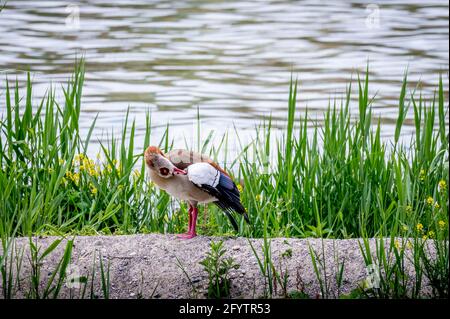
144 146 248 239
166 149 231 177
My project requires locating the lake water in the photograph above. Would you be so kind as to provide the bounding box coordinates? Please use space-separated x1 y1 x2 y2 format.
0 0 448 153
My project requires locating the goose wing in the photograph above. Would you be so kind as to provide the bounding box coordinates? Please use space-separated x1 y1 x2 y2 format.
187 162 249 231
167 149 230 176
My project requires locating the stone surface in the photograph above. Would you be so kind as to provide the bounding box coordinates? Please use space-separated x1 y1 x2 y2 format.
0 234 429 299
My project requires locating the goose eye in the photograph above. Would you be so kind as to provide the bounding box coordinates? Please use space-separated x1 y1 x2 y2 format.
159 167 169 176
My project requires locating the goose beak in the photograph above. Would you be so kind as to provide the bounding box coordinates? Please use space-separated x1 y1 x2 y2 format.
173 167 187 175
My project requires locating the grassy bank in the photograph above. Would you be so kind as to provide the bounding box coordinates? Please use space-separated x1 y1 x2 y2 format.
1 61 447 240
0 61 448 299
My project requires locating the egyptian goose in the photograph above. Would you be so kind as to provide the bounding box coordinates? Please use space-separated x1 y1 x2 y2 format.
144 146 249 239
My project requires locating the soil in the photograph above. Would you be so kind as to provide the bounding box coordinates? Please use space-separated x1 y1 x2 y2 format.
0 234 425 299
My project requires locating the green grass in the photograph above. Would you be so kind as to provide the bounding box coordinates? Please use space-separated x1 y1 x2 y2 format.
0 60 448 298
0 60 448 239
200 240 239 299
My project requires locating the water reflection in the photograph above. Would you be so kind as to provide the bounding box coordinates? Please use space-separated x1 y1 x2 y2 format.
0 0 448 149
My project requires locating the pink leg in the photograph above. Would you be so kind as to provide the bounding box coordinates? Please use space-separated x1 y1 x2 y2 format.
183 207 198 239
176 206 193 238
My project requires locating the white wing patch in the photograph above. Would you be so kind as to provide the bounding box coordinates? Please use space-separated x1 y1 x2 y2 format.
187 162 220 188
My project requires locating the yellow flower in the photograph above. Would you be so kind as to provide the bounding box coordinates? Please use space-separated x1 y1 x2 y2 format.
406 241 413 250
255 194 261 201
434 202 440 209
428 231 435 238
237 184 243 193
71 173 80 185
133 169 141 180
438 180 447 192
47 167 54 174
74 154 85 163
58 158 65 165
88 168 99 177
419 169 426 181
402 225 408 232
405 205 413 214
426 196 434 206
416 223 424 233
394 240 401 250
79 165 85 171
112 159 118 166
89 183 98 195
438 220 446 230
422 235 428 241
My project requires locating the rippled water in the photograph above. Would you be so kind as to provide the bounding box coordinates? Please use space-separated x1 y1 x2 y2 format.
0 0 448 148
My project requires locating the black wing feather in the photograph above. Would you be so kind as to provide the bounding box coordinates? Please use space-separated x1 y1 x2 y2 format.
197 172 249 231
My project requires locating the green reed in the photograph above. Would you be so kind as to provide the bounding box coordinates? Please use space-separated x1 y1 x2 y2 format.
0 60 448 299
0 60 448 241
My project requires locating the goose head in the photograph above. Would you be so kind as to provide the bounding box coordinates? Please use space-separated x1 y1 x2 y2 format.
144 146 187 178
